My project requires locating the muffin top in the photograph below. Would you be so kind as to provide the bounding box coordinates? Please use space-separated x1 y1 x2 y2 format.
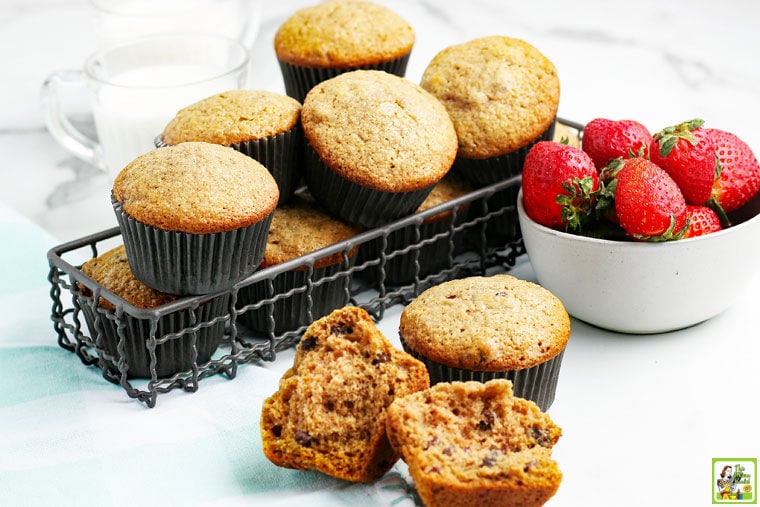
420 36 560 160
113 142 279 234
261 194 362 269
274 0 415 68
161 90 302 146
399 274 570 370
302 70 458 192
81 245 177 310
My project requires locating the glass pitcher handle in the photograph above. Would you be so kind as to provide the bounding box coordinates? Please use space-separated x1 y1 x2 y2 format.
40 69 105 170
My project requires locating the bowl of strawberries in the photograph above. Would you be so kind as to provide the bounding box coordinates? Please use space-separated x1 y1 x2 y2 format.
517 117 760 334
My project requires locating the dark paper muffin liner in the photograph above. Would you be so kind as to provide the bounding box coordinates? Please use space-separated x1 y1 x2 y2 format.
304 142 435 228
278 53 411 104
238 259 355 334
79 293 229 379
358 209 468 285
154 126 304 205
458 121 556 244
399 334 565 411
113 197 273 295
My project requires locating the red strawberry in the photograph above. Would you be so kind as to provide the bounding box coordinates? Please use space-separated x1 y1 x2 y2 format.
650 119 719 205
522 141 599 232
613 157 689 241
706 128 760 213
582 118 652 168
683 205 722 238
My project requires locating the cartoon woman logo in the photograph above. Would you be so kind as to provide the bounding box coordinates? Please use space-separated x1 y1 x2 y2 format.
717 466 737 500
717 465 747 501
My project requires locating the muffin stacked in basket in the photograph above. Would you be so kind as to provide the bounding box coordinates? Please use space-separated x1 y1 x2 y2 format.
79 141 280 379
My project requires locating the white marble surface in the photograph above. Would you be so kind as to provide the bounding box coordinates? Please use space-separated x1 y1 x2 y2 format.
2 1 760 506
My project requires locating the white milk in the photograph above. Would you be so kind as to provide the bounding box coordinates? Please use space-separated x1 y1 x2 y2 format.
92 63 238 172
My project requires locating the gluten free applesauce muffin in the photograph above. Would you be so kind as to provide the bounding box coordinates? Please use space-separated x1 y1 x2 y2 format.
399 274 570 411
238 193 362 334
421 35 560 242
112 142 279 295
302 70 458 227
274 0 415 102
260 306 429 482
78 245 228 378
158 90 303 203
386 379 563 507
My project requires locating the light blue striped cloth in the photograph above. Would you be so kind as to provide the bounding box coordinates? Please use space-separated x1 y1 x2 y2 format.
0 204 418 507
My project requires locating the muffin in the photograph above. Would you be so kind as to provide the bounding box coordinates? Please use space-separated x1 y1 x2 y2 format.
302 70 458 227
274 0 415 103
112 142 279 295
399 274 570 411
359 172 473 285
420 36 560 242
386 379 563 507
78 245 228 379
260 306 430 482
238 193 362 334
157 90 303 203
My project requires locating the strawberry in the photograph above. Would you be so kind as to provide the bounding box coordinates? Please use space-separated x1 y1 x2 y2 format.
612 157 689 241
582 118 652 168
650 118 719 205
706 128 760 213
683 205 722 238
521 141 599 232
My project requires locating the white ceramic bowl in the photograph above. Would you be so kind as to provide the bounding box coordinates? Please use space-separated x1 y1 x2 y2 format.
516 189 760 334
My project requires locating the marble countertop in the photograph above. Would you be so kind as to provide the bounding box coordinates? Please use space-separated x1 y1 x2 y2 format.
1 1 759 506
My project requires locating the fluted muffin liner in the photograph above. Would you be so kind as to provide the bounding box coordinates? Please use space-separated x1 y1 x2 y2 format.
113 196 273 295
458 121 557 244
78 292 229 379
238 259 355 334
154 127 304 205
399 334 565 412
278 53 411 104
304 142 435 228
358 209 468 285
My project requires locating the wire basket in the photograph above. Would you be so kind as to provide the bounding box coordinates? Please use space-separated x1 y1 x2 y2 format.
47 119 582 407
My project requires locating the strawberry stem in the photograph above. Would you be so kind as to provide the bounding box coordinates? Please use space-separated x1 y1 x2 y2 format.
706 196 732 228
555 176 597 233
653 118 705 157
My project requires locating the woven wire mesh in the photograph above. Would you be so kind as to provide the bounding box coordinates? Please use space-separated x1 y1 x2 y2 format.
47 119 582 407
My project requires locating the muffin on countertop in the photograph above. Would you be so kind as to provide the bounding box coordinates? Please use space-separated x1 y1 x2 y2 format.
399 274 570 410
302 69 458 227
274 0 415 102
159 90 303 203
386 379 563 507
112 142 279 294
260 306 430 482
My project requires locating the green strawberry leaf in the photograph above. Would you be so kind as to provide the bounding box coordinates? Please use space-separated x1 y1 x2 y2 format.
632 215 690 242
556 176 598 233
654 118 705 157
